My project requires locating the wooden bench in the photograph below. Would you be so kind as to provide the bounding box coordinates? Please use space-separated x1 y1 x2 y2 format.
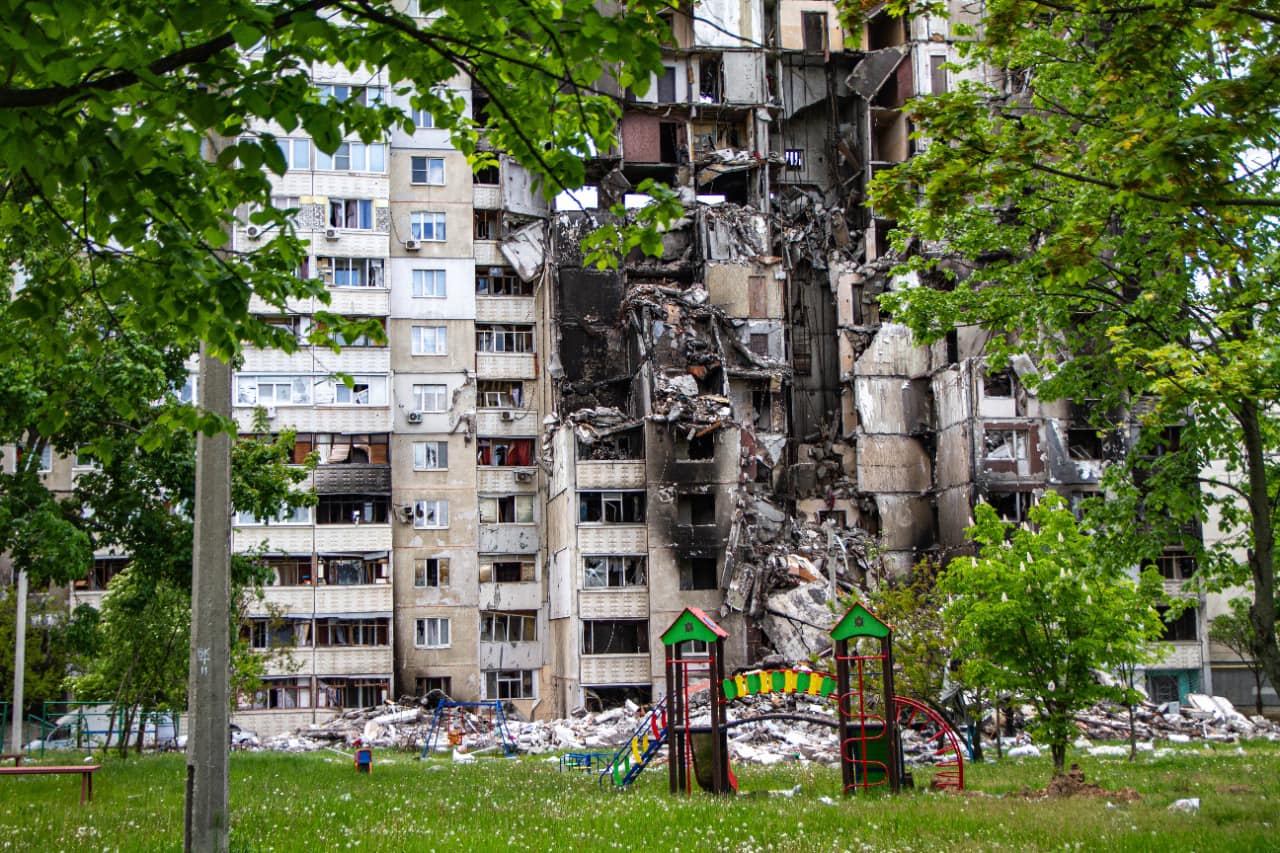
0 753 23 766
0 764 102 804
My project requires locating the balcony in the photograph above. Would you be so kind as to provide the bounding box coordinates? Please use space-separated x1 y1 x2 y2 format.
246 584 392 618
577 525 647 554
580 654 651 686
578 461 645 490
233 524 392 554
476 352 537 379
475 296 536 324
262 645 393 677
478 523 538 554
579 589 649 620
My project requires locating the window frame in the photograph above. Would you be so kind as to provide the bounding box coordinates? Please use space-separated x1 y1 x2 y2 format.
413 383 449 412
413 499 450 529
412 440 449 470
411 325 448 355
410 156 446 185
414 557 450 588
415 617 451 649
410 211 447 242
412 268 447 298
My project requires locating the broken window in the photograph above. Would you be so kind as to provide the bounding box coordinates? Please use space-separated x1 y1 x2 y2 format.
294 432 390 465
239 677 311 710
315 495 390 525
474 165 500 185
578 491 645 524
679 557 718 590
480 610 537 643
331 376 386 406
415 617 450 649
484 669 534 699
315 618 389 647
319 678 388 709
802 11 828 53
1150 548 1197 581
677 493 716 526
582 620 650 655
983 369 1014 398
1147 674 1181 704
413 440 448 470
479 494 535 524
414 557 449 587
472 88 492 127
480 557 536 583
1158 605 1198 642
322 555 387 585
783 149 803 170
583 556 646 589
984 429 1028 462
476 324 535 353
476 438 535 467
577 427 643 460
476 267 532 296
679 433 715 460
315 83 384 106
986 491 1033 523
1068 428 1104 460
235 376 312 407
317 256 384 288
474 209 501 240
77 557 128 591
659 121 681 163
245 618 300 650
328 198 374 229
478 380 525 408
415 676 451 701
258 556 312 586
413 499 449 528
749 333 770 357
698 57 723 102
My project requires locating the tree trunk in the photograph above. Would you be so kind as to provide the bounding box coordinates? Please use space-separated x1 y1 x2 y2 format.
1237 401 1280 697
1128 703 1137 761
1051 741 1066 774
1255 668 1265 716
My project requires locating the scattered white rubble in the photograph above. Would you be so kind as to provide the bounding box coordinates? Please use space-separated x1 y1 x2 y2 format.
1168 797 1200 812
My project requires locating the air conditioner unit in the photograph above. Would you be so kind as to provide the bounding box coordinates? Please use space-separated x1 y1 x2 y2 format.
500 410 515 422
324 227 340 240
404 238 421 251
515 470 534 483
245 224 263 239
397 505 414 524
406 410 424 424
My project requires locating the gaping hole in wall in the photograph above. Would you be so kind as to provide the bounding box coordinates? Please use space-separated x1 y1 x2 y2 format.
698 56 723 102
987 490 1033 523
983 369 1014 398
680 432 715 460
866 11 906 51
583 685 654 711
677 493 716 526
1067 428 1104 460
480 557 536 583
802 11 828 53
678 556 719 590
581 619 650 655
577 427 644 461
1157 605 1199 642
414 677 452 706
76 557 128 591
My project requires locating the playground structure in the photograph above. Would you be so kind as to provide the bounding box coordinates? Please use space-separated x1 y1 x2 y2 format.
418 700 517 757
601 603 964 795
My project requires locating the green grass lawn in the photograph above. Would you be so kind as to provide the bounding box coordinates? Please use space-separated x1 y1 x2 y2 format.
0 743 1276 851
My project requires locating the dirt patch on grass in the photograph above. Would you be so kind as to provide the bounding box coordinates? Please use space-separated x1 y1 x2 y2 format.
1021 764 1141 802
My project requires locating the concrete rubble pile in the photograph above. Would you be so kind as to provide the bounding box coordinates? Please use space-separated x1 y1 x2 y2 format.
1070 693 1280 745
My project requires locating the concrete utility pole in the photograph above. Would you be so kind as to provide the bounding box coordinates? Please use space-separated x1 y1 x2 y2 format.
184 342 232 853
9 569 27 754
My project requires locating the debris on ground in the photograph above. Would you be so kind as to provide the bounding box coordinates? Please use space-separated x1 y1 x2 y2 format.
1019 764 1141 801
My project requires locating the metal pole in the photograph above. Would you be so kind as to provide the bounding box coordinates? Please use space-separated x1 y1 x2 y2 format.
185 342 232 853
9 570 27 754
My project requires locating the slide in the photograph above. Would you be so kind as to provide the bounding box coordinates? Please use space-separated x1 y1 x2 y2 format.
601 693 737 792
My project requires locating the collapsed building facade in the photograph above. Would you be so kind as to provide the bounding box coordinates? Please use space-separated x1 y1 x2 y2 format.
33 1 1263 734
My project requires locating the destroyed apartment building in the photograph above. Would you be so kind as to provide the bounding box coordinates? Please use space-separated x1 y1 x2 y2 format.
41 1 1258 735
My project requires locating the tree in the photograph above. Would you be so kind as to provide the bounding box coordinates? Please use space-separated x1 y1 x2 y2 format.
1210 596 1277 715
0 1 670 376
870 0 1280 701
941 493 1165 774
861 559 953 702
